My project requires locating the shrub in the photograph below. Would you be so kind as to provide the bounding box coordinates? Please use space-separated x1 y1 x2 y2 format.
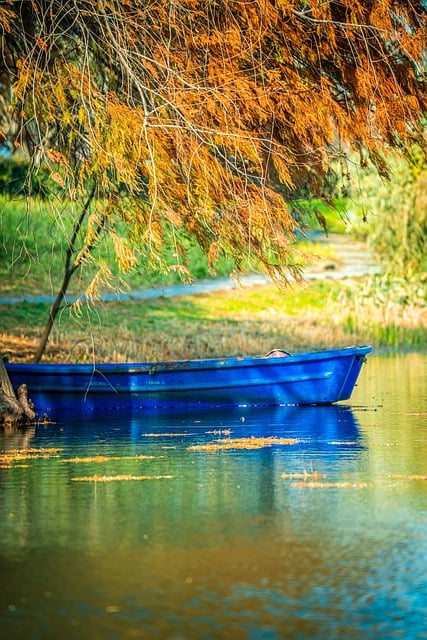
348 148 427 277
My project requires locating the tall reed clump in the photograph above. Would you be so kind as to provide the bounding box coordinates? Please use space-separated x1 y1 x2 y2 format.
349 147 427 277
340 146 427 349
334 276 426 350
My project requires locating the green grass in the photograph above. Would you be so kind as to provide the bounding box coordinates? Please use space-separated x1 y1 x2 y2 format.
0 195 347 297
296 197 350 234
0 280 337 332
0 279 345 361
0 195 234 296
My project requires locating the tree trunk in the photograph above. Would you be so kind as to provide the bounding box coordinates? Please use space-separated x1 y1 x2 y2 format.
32 268 76 364
33 184 97 363
0 358 36 427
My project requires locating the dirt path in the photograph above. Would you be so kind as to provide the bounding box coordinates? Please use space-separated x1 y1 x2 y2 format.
0 234 379 306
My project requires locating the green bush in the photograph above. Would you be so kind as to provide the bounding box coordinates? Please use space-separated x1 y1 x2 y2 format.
0 157 60 197
348 149 427 277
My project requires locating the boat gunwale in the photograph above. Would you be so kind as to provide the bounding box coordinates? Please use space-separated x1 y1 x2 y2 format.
5 346 372 375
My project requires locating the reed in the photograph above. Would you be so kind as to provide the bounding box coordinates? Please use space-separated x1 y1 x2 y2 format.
335 275 427 350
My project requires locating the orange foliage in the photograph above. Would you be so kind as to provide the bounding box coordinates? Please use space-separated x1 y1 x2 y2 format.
1 1 426 282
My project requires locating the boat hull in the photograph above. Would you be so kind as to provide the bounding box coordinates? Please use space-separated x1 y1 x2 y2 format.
5 346 372 414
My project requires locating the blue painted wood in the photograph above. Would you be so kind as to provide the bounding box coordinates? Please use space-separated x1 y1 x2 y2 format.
5 346 372 414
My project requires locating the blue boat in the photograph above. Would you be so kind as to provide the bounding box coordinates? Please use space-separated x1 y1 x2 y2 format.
5 346 372 415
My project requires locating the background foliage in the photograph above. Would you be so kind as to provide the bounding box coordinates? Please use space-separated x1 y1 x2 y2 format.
349 148 427 277
1 0 426 284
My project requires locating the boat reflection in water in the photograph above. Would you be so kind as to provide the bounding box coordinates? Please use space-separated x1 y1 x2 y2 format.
133 402 360 439
0 402 364 558
48 403 362 451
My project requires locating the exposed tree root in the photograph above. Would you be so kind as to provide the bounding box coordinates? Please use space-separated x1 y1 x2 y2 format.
0 358 36 428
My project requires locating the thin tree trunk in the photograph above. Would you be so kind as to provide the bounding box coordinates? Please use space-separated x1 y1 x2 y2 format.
32 267 78 363
33 185 97 363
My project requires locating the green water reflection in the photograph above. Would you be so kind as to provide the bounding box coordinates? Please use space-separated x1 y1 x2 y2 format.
0 354 426 639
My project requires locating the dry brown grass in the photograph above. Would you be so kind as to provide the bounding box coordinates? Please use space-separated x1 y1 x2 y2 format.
0 310 365 364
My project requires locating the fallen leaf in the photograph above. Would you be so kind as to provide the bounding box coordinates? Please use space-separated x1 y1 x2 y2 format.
143 433 191 437
388 474 427 481
188 436 300 451
71 474 174 482
292 481 372 489
62 455 157 463
281 472 327 479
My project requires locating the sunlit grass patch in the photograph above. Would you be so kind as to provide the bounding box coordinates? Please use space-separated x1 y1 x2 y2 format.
188 436 300 451
2 271 425 364
1 279 354 363
71 474 174 482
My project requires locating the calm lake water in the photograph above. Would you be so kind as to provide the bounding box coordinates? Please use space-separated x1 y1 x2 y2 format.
0 353 426 640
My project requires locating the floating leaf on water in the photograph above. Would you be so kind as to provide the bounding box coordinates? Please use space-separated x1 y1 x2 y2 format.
71 474 174 482
206 429 232 435
1 454 60 462
281 472 327 479
388 474 427 481
188 436 300 451
62 455 157 463
143 433 191 437
371 442 398 447
0 448 63 465
105 605 121 613
292 481 372 489
3 447 62 456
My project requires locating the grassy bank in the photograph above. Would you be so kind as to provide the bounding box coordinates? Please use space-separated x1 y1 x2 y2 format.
1 277 425 364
